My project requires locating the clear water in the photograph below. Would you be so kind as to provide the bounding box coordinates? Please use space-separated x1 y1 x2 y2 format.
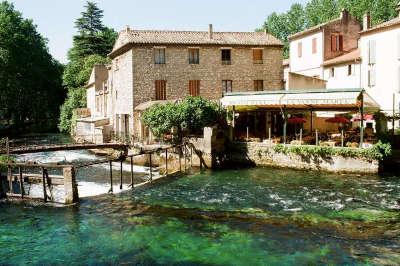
1 135 399 265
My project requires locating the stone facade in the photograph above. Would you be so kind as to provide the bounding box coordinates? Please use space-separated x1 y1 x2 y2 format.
81 26 284 143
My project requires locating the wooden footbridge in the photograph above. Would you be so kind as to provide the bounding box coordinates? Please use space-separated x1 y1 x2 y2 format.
0 139 197 205
1 143 129 155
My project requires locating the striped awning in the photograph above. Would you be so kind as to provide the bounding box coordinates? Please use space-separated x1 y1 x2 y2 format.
220 89 380 111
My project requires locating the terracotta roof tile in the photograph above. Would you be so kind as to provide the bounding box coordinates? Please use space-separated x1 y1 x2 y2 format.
322 49 360 66
110 29 283 56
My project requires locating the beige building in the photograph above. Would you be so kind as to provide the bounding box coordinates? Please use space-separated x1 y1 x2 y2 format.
76 25 284 143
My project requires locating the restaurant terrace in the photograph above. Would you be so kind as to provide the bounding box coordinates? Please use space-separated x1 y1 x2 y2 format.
221 88 380 147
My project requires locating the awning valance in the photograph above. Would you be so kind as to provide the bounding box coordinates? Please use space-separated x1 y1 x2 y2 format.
220 89 379 111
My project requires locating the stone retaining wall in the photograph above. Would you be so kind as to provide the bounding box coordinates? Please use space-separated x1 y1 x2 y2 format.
228 142 379 174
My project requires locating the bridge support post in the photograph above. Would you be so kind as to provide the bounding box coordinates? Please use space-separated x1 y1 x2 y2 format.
0 174 6 199
63 166 79 204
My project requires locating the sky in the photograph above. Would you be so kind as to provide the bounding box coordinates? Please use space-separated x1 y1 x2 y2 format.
9 0 306 63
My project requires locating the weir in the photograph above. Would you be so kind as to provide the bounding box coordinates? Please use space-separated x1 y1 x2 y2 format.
0 141 194 205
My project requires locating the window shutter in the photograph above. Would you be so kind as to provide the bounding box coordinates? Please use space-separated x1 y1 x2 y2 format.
368 68 376 87
298 42 302 57
331 35 337 52
369 40 376 64
397 34 400 60
339 35 343 51
398 66 400 93
312 38 317 54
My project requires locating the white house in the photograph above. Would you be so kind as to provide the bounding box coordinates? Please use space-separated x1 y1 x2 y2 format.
360 11 400 118
322 48 362 89
288 10 361 80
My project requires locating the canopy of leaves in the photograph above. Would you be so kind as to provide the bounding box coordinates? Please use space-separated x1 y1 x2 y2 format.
0 1 64 132
58 1 116 133
142 97 226 138
262 0 399 58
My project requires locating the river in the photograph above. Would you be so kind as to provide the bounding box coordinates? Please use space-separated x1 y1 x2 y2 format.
0 135 399 265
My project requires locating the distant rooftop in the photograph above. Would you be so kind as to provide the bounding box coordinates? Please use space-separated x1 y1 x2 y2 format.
110 26 283 57
322 49 360 66
361 16 400 35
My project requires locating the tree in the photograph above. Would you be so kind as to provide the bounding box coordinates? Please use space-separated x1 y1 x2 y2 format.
68 1 117 61
305 0 340 27
0 1 64 132
142 97 226 140
58 1 117 133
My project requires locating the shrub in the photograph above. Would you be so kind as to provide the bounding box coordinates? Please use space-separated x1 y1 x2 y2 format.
273 142 391 161
142 97 226 139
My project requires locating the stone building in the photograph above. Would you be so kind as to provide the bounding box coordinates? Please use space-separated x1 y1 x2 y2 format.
76 25 284 143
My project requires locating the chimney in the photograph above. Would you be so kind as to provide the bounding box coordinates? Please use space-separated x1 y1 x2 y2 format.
208 24 213 39
363 13 371 30
125 25 131 33
341 9 349 23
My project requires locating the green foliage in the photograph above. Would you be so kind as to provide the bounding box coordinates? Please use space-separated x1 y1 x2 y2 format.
273 141 391 161
142 97 226 139
0 154 14 172
59 1 116 133
328 208 399 222
262 0 399 58
0 1 64 131
58 88 86 133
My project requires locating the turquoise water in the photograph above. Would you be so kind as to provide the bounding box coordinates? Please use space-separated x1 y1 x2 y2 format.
1 167 400 265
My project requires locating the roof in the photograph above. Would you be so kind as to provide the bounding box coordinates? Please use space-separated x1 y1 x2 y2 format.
220 88 380 112
110 28 283 57
289 18 342 40
361 17 400 35
322 49 361 66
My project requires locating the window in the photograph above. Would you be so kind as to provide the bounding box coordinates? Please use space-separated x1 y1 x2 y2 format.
114 58 119 71
188 48 199 64
221 49 231 65
189 80 200 96
254 80 264 91
154 48 166 64
155 80 166 100
331 34 343 52
368 40 376 64
347 64 352 76
368 68 376 87
253 49 263 64
330 68 335 78
312 38 317 54
222 80 232 93
298 42 302 58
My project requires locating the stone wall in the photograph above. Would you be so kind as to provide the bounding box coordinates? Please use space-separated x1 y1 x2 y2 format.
131 45 283 106
228 142 379 174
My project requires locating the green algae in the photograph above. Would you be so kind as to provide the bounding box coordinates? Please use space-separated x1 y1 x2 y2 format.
328 208 400 222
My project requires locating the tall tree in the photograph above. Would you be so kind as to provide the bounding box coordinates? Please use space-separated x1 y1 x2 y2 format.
58 1 116 133
305 0 340 27
0 1 64 132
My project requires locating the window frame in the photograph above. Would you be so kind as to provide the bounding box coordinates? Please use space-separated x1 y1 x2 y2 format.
252 48 263 64
298 42 302 58
154 48 166 64
188 48 200 64
189 80 200 96
253 80 264 91
221 49 232 65
155 80 167 100
222 80 233 94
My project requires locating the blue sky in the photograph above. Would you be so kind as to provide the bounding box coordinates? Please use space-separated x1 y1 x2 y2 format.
9 0 306 63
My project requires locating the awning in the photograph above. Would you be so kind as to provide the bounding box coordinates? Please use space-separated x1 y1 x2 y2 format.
220 89 380 111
